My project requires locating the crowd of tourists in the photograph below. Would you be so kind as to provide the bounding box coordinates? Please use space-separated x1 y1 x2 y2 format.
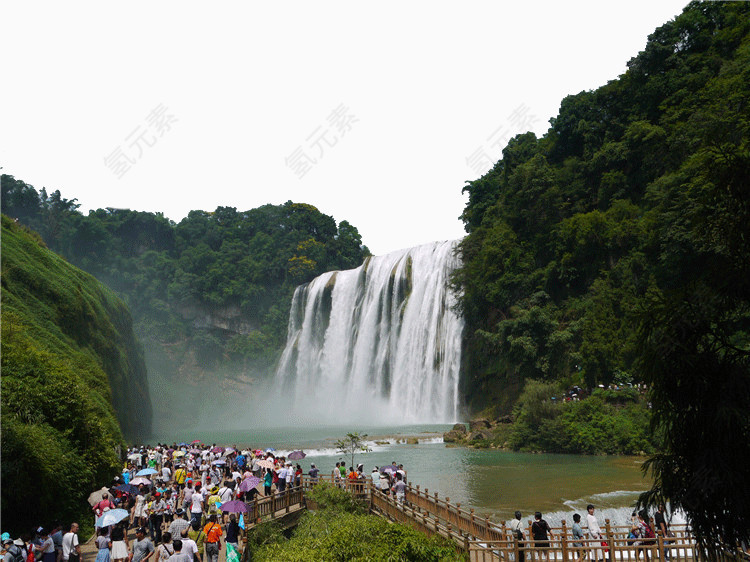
0 441 411 562
2 441 675 562
1 525 82 562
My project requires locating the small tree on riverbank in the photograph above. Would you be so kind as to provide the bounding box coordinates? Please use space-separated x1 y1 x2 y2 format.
335 432 372 469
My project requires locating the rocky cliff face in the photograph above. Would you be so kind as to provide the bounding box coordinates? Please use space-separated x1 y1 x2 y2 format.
177 302 258 334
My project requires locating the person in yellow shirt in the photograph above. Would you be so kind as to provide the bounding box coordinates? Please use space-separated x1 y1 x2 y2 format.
174 466 187 487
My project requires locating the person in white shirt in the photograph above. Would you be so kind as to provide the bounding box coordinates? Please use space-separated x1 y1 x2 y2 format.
371 467 381 490
178 531 197 562
190 484 203 526
586 504 604 562
277 465 287 493
61 523 80 562
218 484 233 504
285 462 294 489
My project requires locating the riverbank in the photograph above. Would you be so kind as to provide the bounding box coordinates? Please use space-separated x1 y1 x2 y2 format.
446 386 655 456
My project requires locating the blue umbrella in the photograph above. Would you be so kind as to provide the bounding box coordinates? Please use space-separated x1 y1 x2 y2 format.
136 468 158 477
96 508 129 527
114 484 139 495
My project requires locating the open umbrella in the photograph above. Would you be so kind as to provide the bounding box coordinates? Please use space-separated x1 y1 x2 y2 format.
173 451 185 458
136 468 158 477
190 449 202 454
265 448 275 453
88 487 111 507
211 459 226 465
239 476 262 492
288 450 306 460
114 484 140 495
130 477 151 486
225 447 235 454
381 466 397 473
256 458 275 470
178 442 188 447
219 500 248 513
96 508 129 527
127 453 141 461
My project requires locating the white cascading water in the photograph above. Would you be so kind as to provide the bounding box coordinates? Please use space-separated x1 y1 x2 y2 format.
276 240 464 425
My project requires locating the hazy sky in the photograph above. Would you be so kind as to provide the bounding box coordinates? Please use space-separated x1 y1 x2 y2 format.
2 1 687 256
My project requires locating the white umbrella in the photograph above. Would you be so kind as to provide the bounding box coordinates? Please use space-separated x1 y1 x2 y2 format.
87 487 111 507
130 477 151 486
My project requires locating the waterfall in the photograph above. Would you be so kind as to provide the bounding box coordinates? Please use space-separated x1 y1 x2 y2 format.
276 240 464 425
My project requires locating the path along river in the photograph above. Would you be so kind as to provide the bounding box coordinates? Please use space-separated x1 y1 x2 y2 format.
154 424 671 527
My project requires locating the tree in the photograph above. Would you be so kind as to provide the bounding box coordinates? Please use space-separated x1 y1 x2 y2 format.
334 432 372 469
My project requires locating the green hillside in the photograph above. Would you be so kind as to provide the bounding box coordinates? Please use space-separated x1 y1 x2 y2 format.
455 1 750 551
1 215 151 533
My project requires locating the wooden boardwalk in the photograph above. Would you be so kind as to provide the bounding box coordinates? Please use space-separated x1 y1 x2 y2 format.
83 476 741 561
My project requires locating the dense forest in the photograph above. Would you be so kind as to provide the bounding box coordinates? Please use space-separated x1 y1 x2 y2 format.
1 184 371 426
454 1 750 551
1 215 151 533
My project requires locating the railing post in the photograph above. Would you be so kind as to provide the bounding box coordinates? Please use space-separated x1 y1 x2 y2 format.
561 519 569 561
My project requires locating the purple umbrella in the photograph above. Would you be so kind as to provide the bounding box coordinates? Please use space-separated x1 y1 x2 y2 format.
239 476 262 492
211 446 224 454
288 450 306 460
219 500 248 513
381 466 397 473
211 459 226 465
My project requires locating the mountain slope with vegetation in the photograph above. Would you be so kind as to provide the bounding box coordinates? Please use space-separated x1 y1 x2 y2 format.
1 215 151 533
455 1 750 553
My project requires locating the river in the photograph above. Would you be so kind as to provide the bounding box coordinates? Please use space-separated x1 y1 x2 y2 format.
151 423 664 527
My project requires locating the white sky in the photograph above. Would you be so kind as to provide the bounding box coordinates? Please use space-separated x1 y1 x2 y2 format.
1 1 687 256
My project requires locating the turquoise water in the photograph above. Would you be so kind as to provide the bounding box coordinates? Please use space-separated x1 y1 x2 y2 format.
150 424 653 525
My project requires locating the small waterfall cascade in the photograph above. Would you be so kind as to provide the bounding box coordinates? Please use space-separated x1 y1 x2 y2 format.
275 240 464 424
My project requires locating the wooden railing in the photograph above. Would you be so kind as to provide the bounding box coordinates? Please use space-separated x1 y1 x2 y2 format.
243 475 711 560
467 524 698 562
240 485 305 529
